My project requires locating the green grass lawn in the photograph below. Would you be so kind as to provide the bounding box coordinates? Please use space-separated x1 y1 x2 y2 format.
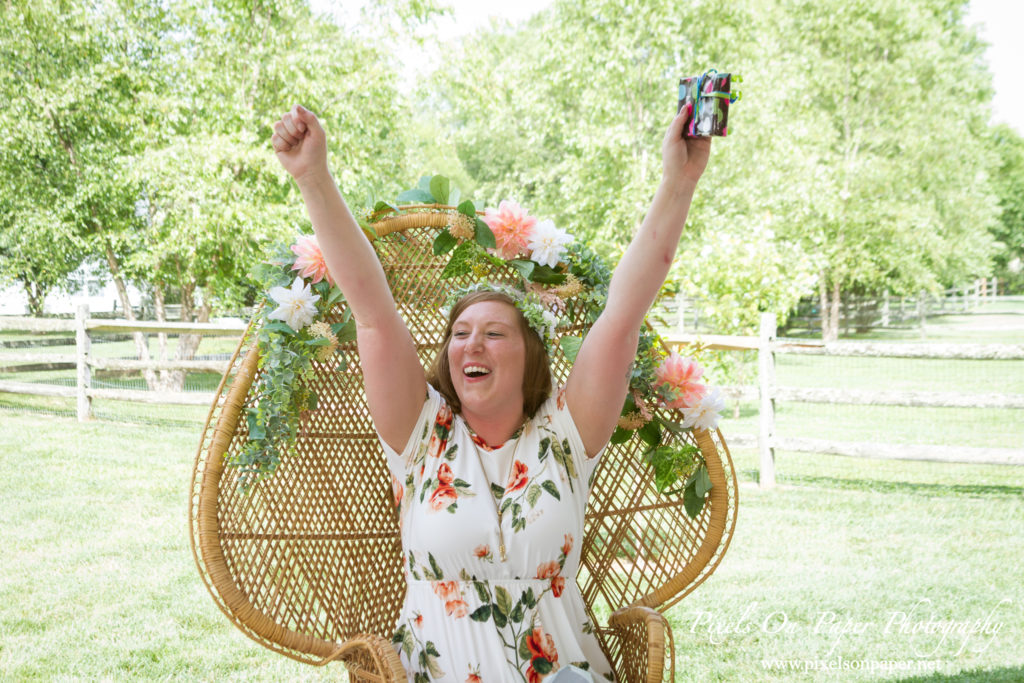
1 413 1021 682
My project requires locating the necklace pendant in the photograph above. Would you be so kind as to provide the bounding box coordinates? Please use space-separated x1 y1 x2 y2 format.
499 543 507 562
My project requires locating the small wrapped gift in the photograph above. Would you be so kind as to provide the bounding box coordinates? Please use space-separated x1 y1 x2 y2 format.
678 69 741 137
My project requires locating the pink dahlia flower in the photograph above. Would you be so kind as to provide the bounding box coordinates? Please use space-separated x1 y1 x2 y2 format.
290 234 334 285
483 200 537 260
654 352 708 410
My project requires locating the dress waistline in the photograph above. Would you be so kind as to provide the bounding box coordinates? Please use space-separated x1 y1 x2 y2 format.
407 577 552 586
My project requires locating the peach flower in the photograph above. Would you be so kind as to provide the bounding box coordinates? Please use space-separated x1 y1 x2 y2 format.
474 544 491 558
526 627 560 683
290 234 334 285
437 462 454 486
550 575 565 597
391 473 404 507
654 352 708 410
433 581 461 602
445 599 469 618
536 560 560 580
506 460 529 493
561 534 573 557
483 200 537 260
429 485 457 512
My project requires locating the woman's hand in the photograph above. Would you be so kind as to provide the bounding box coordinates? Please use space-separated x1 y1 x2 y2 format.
661 102 712 187
271 104 329 184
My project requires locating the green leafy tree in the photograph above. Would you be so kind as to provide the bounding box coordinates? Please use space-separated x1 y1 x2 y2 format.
414 0 1001 341
987 124 1024 293
775 0 999 339
0 1 141 315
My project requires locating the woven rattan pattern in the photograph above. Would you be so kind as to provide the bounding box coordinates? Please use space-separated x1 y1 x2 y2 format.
189 212 738 681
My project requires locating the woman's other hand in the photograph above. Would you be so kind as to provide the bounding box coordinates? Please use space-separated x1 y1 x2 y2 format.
661 102 712 187
271 104 328 183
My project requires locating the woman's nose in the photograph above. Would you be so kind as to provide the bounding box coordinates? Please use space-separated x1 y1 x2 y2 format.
466 330 484 350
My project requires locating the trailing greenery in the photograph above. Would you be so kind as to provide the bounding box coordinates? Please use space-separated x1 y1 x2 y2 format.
227 244 354 490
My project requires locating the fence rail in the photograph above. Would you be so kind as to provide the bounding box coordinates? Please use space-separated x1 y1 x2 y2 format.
3 308 1022 481
666 312 1024 485
0 305 245 419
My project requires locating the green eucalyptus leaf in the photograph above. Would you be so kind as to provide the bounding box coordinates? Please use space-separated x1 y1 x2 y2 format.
396 188 434 203
457 199 476 218
474 217 496 249
332 319 357 343
559 335 583 362
684 479 706 518
263 321 297 336
529 263 567 285
429 175 450 204
638 420 662 447
433 229 458 255
507 259 536 281
610 426 633 444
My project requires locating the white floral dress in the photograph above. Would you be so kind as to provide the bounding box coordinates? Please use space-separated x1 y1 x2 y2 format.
381 384 615 683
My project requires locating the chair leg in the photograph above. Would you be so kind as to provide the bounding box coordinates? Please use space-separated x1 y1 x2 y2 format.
608 606 674 683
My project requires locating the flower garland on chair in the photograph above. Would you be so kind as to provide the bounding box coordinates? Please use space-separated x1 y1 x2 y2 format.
229 175 723 516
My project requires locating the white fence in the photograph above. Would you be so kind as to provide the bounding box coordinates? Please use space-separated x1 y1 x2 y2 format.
667 313 1024 487
0 305 245 420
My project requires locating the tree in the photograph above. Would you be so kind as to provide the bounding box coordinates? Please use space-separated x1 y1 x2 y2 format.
0 1 139 315
417 0 1001 339
987 124 1024 293
775 0 999 339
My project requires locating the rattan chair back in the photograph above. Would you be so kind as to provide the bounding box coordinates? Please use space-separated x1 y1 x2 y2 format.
189 208 738 675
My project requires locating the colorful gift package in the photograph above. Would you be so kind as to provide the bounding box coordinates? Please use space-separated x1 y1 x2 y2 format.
678 69 741 137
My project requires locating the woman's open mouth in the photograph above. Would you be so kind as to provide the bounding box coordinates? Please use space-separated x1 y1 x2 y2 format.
463 365 491 379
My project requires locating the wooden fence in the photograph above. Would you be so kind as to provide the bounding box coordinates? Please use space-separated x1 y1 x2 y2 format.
666 312 1024 488
4 308 1023 485
666 278 1010 336
0 304 245 420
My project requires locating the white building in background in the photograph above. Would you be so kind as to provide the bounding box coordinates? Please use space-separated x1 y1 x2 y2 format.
0 260 143 316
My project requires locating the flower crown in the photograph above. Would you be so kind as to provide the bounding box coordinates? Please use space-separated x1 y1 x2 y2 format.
442 283 561 352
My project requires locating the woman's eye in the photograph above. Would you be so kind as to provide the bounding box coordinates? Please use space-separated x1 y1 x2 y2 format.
487 332 503 338
453 331 468 338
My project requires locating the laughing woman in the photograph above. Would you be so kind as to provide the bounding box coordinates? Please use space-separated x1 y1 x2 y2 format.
270 103 710 682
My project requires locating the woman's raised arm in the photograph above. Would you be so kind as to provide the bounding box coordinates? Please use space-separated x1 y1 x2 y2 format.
565 104 711 456
272 105 426 452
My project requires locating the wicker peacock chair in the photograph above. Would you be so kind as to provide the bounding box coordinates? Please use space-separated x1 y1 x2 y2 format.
189 205 738 682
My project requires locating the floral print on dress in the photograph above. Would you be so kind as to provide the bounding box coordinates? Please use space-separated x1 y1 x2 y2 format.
379 385 614 683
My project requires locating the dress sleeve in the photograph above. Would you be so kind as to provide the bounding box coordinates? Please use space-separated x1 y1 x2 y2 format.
375 383 443 481
546 384 606 489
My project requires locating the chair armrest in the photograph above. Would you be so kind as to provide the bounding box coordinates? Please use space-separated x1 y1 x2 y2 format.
608 606 674 683
314 633 406 681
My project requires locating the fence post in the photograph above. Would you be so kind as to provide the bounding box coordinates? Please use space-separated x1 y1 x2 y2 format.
758 312 777 489
881 291 890 327
991 276 998 298
76 303 92 421
675 293 686 334
917 290 926 338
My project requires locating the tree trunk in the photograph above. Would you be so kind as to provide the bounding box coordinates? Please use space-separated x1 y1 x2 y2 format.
152 283 175 392
103 241 157 388
819 271 840 343
830 280 841 341
165 281 211 392
23 281 47 317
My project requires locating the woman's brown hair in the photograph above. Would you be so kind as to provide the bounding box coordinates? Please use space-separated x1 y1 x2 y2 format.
427 290 551 418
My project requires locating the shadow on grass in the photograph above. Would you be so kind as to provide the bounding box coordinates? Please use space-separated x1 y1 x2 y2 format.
739 469 1024 499
895 665 1024 682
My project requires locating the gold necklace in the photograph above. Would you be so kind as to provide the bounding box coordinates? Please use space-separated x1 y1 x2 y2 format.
472 422 526 563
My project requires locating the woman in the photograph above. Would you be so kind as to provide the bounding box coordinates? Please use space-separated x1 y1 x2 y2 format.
271 102 710 682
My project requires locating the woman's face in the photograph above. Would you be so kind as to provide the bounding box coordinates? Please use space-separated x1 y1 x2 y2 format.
447 300 526 418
